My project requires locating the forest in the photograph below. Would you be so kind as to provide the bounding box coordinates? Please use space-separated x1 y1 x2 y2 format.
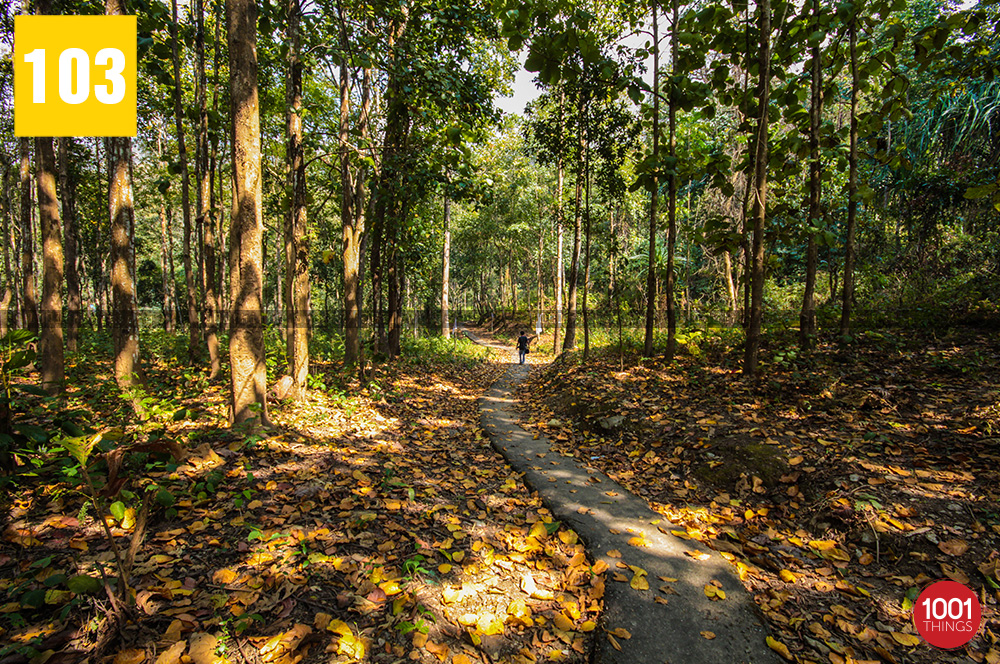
0 0 998 662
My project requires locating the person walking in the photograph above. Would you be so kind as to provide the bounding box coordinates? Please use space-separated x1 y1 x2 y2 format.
516 331 530 365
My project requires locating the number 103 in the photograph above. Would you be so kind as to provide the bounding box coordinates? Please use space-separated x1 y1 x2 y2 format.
22 48 126 105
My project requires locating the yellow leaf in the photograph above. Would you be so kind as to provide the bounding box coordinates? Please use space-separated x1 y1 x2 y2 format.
438 564 453 574
891 632 921 647
779 569 797 583
627 536 649 547
630 574 649 591
442 587 463 604
788 456 804 465
529 521 548 540
453 655 473 664
189 634 229 664
607 549 622 558
607 628 631 639
452 551 465 562
607 634 621 651
338 633 367 659
581 621 596 632
558 530 578 545
766 636 792 661
326 619 352 637
458 613 478 626
701 631 716 640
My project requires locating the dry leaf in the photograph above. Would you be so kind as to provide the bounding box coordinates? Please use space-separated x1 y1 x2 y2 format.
607 628 631 639
938 539 969 556
154 642 186 664
113 650 146 664
700 631 716 640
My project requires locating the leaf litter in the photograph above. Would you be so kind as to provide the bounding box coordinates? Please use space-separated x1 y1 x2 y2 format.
516 329 1000 664
0 340 604 664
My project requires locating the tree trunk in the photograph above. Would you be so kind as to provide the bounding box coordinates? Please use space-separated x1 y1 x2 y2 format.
340 49 362 365
58 138 82 352
743 0 771 377
563 89 584 352
19 138 38 335
442 194 450 338
1 171 12 338
665 0 679 361
553 88 564 354
227 0 267 425
643 0 660 357
799 0 821 350
107 135 141 388
36 136 64 394
284 0 309 395
195 0 221 378
840 17 859 338
159 201 174 332
172 0 200 365
582 123 591 362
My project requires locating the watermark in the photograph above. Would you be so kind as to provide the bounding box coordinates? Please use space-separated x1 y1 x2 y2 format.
14 15 137 137
913 580 982 649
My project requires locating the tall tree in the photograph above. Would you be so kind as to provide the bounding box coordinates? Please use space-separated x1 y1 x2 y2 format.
196 0 221 378
227 0 268 426
19 138 37 335
285 0 309 396
643 0 660 358
172 0 200 365
35 134 64 395
562 86 586 351
58 138 82 352
800 0 823 350
664 0 679 361
107 0 142 390
840 12 860 338
743 0 772 377
442 194 451 338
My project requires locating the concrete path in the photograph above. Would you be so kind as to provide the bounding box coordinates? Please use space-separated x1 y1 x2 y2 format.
473 337 780 664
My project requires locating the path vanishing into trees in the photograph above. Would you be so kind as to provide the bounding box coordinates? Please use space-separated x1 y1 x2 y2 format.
467 329 780 664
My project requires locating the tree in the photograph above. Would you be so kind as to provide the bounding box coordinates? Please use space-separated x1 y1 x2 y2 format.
58 138 82 353
284 0 309 396
35 133 64 394
106 0 142 391
743 0 771 377
227 0 268 426
643 0 660 358
19 138 37 335
171 0 200 365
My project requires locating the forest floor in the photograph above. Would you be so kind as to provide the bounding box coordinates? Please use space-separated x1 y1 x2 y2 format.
0 335 604 664
515 326 1000 664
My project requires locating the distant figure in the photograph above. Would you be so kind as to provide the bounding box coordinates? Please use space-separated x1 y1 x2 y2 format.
517 331 530 365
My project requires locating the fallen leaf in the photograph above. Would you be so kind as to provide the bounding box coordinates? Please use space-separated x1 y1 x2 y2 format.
938 539 969 556
154 642 186 664
113 650 146 664
607 628 631 639
891 632 921 647
701 631 716 640
766 636 793 661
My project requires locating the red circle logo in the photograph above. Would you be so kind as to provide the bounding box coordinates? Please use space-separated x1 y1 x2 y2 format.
913 580 982 648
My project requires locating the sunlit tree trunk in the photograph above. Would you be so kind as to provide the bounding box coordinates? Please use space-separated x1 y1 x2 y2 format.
36 136 64 394
582 122 591 361
442 195 450 338
284 0 309 396
743 0 771 377
840 17 859 338
19 138 37 335
172 0 199 365
643 0 660 357
227 0 268 426
553 88 564 353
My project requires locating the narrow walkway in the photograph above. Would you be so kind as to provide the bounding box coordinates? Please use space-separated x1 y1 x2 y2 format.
473 334 779 663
